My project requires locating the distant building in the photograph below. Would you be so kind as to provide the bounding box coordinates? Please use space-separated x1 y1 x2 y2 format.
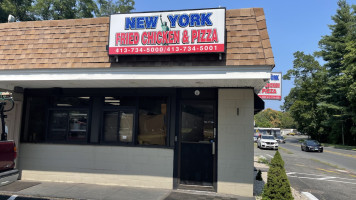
254 127 281 137
281 129 298 136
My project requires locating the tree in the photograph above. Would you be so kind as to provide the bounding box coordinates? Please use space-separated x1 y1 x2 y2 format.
32 0 54 20
254 108 296 129
315 0 356 145
280 112 297 129
1 0 135 22
262 151 293 200
283 1 356 145
254 109 280 128
96 0 135 16
282 52 327 141
343 29 356 141
0 0 34 22
0 0 8 23
77 0 98 18
117 0 135 14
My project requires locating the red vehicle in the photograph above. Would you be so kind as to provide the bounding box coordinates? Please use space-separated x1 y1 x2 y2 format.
0 92 19 185
0 141 17 172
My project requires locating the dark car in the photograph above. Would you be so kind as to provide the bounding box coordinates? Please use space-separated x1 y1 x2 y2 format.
276 136 285 143
301 140 323 152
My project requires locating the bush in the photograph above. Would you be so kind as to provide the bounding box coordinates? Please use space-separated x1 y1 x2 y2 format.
256 169 263 181
262 151 293 200
270 150 284 168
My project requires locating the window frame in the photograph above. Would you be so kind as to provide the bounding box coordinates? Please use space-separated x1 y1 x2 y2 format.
100 106 137 145
46 108 90 144
21 88 176 148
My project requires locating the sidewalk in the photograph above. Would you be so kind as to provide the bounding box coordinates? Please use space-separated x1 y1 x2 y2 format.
0 181 254 200
0 157 290 200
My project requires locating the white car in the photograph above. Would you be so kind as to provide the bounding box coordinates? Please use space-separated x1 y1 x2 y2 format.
254 136 258 143
257 135 278 150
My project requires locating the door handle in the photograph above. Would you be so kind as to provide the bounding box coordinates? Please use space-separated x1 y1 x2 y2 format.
212 128 216 155
212 141 215 155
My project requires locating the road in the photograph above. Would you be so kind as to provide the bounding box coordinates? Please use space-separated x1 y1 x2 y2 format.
255 135 356 200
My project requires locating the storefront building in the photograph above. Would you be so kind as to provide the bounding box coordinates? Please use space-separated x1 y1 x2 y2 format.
0 7 274 197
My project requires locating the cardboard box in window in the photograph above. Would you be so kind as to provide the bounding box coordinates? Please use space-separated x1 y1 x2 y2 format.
138 114 166 145
119 112 133 142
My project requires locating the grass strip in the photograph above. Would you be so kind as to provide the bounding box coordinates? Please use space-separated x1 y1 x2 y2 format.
258 157 270 166
322 143 356 151
279 147 294 154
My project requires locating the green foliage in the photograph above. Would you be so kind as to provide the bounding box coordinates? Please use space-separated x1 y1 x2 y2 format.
52 0 77 20
280 112 297 129
283 0 356 145
96 0 135 16
117 0 135 14
270 151 284 168
77 0 98 18
258 157 270 166
1 0 135 22
262 151 293 200
254 108 296 129
256 169 263 181
0 0 34 22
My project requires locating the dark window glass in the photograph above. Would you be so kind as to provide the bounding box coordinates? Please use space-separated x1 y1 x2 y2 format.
138 97 167 146
118 111 134 143
102 110 134 143
23 97 47 142
68 111 88 142
181 104 214 143
48 111 68 141
103 111 118 142
52 97 90 107
48 110 88 142
104 97 136 107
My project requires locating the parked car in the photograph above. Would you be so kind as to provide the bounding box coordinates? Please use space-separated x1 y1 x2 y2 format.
276 136 285 143
287 132 296 136
257 135 278 150
254 136 258 143
0 93 19 185
301 140 323 152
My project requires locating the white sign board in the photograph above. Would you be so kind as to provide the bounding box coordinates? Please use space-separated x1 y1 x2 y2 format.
258 72 282 100
109 8 225 55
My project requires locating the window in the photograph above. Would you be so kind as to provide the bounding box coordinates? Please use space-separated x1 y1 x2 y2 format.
104 96 136 107
102 110 134 143
52 96 90 107
23 97 48 142
138 97 167 146
48 110 88 142
22 91 171 147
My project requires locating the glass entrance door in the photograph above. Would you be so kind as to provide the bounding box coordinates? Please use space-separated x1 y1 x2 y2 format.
179 101 216 186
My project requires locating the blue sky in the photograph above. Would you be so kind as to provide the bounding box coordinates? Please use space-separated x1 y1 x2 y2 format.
133 0 356 111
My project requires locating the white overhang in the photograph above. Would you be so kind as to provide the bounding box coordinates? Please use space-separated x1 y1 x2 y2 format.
0 66 272 93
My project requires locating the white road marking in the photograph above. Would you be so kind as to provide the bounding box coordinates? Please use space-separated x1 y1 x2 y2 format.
335 169 348 173
302 192 319 200
7 195 18 200
287 172 356 185
287 171 356 181
316 176 336 180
